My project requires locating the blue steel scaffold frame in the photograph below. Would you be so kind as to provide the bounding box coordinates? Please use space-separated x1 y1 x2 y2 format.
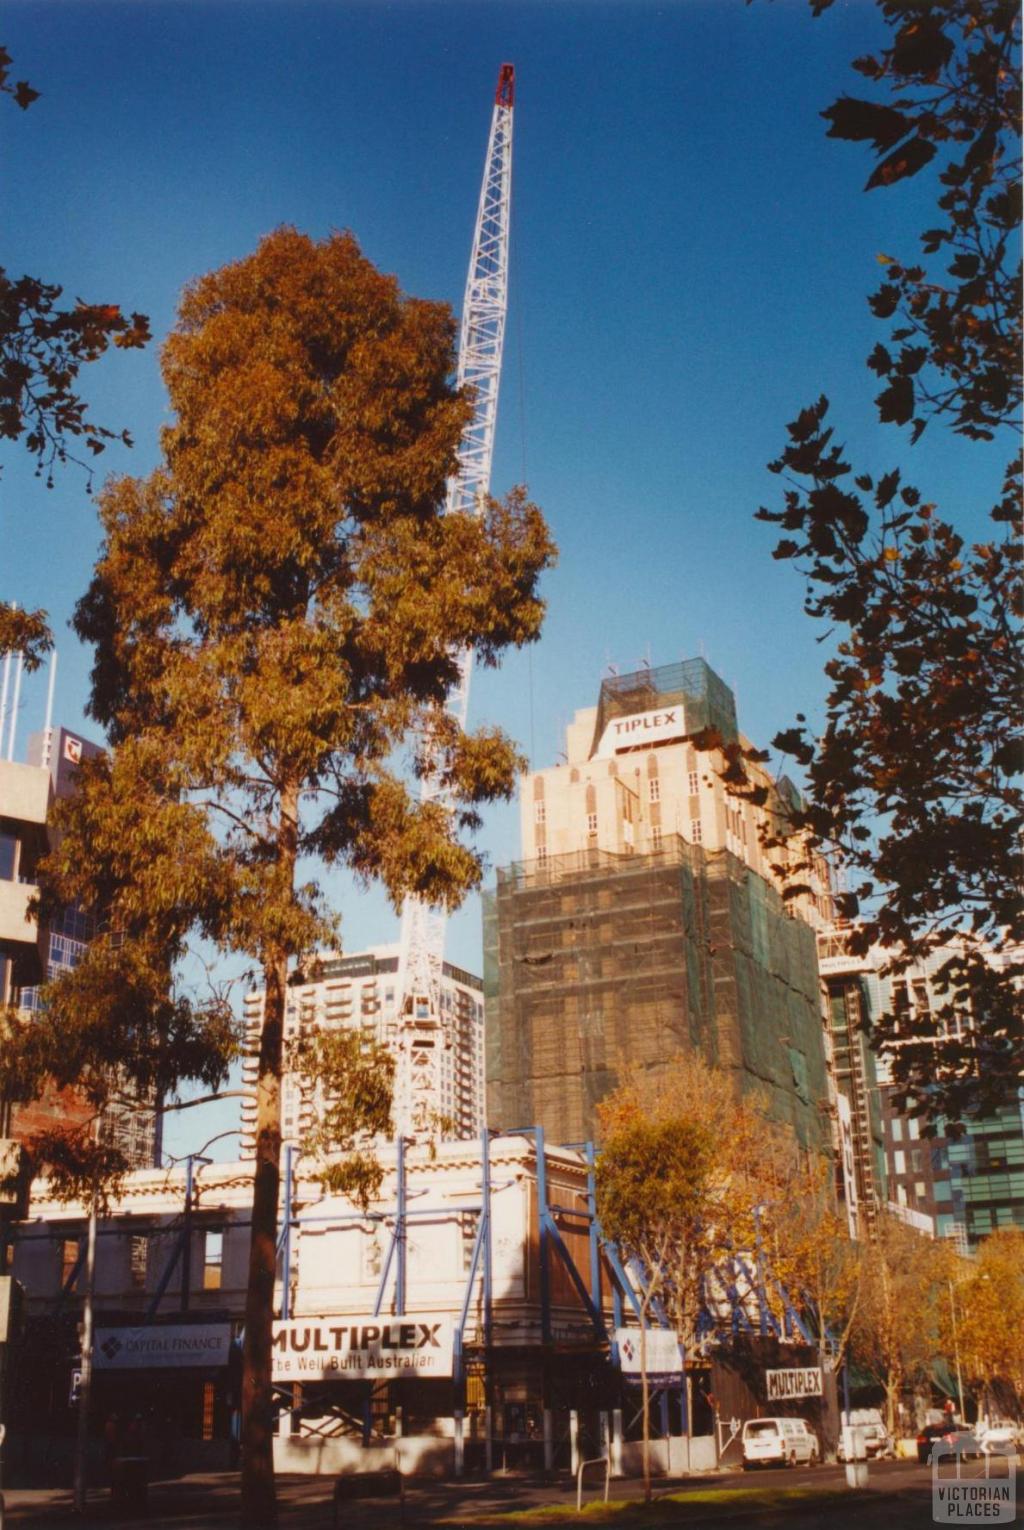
46 1131 817 1371
272 1127 657 1380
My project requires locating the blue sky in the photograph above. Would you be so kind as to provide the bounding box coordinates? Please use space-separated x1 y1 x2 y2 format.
4 2 1007 1156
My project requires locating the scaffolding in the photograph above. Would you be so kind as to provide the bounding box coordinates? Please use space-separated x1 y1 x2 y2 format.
591 660 738 758
823 976 884 1221
484 837 829 1153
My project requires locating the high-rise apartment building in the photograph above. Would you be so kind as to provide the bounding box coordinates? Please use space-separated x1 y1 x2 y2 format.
817 932 1024 1249
484 659 835 1150
816 926 888 1228
241 944 485 1155
0 754 71 1141
0 726 161 1167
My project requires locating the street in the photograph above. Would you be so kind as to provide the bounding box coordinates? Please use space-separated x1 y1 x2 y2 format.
5 1456 1019 1529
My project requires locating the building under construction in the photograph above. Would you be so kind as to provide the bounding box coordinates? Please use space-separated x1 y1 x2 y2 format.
484 660 833 1152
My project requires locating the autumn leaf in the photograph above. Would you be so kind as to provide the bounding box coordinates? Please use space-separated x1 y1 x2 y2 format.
822 96 915 150
865 134 937 190
12 79 39 109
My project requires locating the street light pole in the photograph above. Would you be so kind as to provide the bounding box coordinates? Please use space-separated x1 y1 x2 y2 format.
73 1144 100 1515
947 1278 966 1423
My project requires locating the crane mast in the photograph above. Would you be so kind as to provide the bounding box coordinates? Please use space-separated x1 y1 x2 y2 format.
393 64 515 1137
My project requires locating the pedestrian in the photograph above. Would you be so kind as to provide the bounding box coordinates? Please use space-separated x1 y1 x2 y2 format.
125 1413 146 1456
103 1412 122 1478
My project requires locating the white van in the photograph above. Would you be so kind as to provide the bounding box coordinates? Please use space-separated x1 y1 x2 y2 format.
742 1416 820 1469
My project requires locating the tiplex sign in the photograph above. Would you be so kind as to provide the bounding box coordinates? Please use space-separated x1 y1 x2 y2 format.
594 705 686 758
271 1315 454 1381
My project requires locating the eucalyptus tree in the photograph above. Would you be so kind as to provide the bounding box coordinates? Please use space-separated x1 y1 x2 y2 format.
37 227 554 1526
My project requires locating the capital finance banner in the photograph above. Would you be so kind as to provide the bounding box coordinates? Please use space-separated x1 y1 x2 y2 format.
94 1323 232 1369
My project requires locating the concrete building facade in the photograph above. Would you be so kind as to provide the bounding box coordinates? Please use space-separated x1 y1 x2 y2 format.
7 1136 835 1481
484 660 834 1152
0 729 161 1167
6 1137 703 1479
241 945 486 1156
816 932 1024 1250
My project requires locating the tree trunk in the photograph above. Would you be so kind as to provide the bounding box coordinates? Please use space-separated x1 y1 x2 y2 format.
240 786 298 1530
640 1316 651 1504
879 1250 900 1437
885 1365 902 1438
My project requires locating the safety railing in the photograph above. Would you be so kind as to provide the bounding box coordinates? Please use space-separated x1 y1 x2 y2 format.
576 1454 610 1511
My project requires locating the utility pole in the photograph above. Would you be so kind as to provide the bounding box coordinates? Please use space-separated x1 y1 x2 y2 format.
0 1140 28 1530
72 1136 100 1514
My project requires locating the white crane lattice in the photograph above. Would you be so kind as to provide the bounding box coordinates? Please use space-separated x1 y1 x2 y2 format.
393 64 515 1138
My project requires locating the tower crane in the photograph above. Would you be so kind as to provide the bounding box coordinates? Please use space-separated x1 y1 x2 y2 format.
393 63 515 1137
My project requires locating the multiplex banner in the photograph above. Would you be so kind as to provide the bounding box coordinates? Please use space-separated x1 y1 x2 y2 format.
94 1323 232 1369
272 1315 454 1382
766 1366 823 1401
615 1327 683 1380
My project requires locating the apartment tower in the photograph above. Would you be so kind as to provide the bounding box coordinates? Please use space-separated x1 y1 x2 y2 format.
241 944 485 1154
484 659 835 1150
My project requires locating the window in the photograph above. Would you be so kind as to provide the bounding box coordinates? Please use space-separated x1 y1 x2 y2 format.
60 1238 80 1288
690 819 702 844
688 771 699 796
586 812 598 836
129 1235 148 1288
651 826 663 849
908 1116 920 1140
461 1213 477 1272
202 1229 223 1291
648 778 660 803
0 833 17 881
534 801 546 825
894 1150 906 1175
891 1119 903 1142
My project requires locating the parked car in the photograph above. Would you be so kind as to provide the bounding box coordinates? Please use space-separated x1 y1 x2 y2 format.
916 1424 983 1464
742 1417 820 1470
837 1421 894 1461
978 1424 1020 1457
